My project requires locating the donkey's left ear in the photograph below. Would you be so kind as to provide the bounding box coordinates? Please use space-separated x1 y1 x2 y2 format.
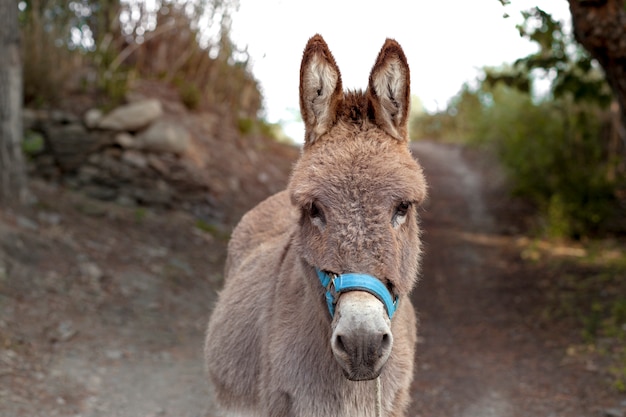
368 39 411 142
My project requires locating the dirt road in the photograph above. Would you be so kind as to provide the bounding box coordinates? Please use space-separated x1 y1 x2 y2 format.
409 141 624 416
1 141 623 416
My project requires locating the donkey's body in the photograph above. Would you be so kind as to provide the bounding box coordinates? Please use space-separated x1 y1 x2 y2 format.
206 35 427 417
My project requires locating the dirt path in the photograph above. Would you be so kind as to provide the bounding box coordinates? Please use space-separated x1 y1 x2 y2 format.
2 141 624 417
0 182 225 417
409 141 624 417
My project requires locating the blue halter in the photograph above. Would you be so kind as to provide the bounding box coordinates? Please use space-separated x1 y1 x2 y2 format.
316 269 399 319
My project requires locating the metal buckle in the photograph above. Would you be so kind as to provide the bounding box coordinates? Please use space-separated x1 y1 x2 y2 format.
325 272 338 301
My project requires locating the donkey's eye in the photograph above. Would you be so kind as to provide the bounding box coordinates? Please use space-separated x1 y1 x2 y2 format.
392 201 411 228
396 201 411 216
310 202 321 218
308 201 326 228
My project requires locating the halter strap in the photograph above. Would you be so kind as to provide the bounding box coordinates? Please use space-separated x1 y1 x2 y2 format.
316 269 399 319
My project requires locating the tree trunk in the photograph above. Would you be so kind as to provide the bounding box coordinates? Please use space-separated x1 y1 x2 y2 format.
568 0 626 149
0 0 27 206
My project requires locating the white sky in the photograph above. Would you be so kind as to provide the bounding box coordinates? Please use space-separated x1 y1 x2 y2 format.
230 0 571 142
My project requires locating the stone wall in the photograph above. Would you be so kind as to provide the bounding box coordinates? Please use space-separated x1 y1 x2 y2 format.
24 99 214 210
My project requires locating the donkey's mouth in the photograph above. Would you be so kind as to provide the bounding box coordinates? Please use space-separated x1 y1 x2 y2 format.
335 339 387 381
343 366 383 381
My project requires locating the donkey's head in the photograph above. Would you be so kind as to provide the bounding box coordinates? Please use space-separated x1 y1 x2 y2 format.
288 35 427 381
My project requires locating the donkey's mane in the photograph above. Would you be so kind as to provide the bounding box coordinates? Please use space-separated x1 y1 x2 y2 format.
337 90 374 127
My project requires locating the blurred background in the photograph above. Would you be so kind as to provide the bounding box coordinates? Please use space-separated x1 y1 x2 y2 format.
1 1 626 416
5 0 625 238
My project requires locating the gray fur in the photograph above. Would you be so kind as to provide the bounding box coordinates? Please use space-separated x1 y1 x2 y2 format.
205 34 427 417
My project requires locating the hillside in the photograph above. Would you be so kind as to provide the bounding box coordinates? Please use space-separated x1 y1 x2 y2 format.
1 80 299 416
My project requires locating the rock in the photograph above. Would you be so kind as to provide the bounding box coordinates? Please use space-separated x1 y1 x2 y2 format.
121 150 148 169
82 185 118 201
258 172 269 183
79 261 103 281
115 195 137 206
604 409 625 417
17 216 38 231
97 99 163 131
114 132 136 148
77 165 101 183
56 321 78 342
22 108 39 131
104 349 123 360
31 154 59 178
37 211 62 226
89 152 140 182
122 180 173 206
44 123 100 172
102 147 123 159
83 108 103 129
135 120 191 155
147 154 170 176
50 110 80 124
228 177 240 192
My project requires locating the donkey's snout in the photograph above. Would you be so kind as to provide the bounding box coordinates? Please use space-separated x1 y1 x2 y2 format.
331 291 393 381
333 331 392 361
332 330 392 380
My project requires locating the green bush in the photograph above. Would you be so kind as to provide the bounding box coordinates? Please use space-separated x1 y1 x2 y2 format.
410 6 625 238
410 85 483 142
18 1 261 119
173 78 202 110
470 86 618 237
22 131 45 156
414 81 621 238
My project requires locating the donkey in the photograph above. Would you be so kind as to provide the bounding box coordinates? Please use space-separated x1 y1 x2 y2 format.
205 34 427 417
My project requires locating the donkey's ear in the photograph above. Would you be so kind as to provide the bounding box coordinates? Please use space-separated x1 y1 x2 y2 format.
299 34 343 145
368 39 411 142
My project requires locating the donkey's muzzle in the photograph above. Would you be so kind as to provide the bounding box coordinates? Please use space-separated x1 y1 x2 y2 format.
330 291 393 381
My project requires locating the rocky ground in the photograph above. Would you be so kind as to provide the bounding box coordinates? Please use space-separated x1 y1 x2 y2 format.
1 136 625 417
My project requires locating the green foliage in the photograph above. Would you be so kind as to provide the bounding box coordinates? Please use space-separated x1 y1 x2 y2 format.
487 7 613 107
412 81 621 237
134 207 148 222
411 110 458 142
237 117 255 135
468 82 618 237
174 78 202 110
195 219 230 241
546 194 572 238
22 131 45 156
258 121 284 141
411 7 624 238
410 84 489 143
18 0 263 119
101 69 133 107
236 117 292 143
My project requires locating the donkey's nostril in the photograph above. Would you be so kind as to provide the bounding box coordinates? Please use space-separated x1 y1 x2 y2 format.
333 334 347 355
335 335 346 352
381 333 391 351
332 331 392 360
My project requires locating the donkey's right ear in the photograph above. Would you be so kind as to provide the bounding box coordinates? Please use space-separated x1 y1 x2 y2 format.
299 34 343 145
